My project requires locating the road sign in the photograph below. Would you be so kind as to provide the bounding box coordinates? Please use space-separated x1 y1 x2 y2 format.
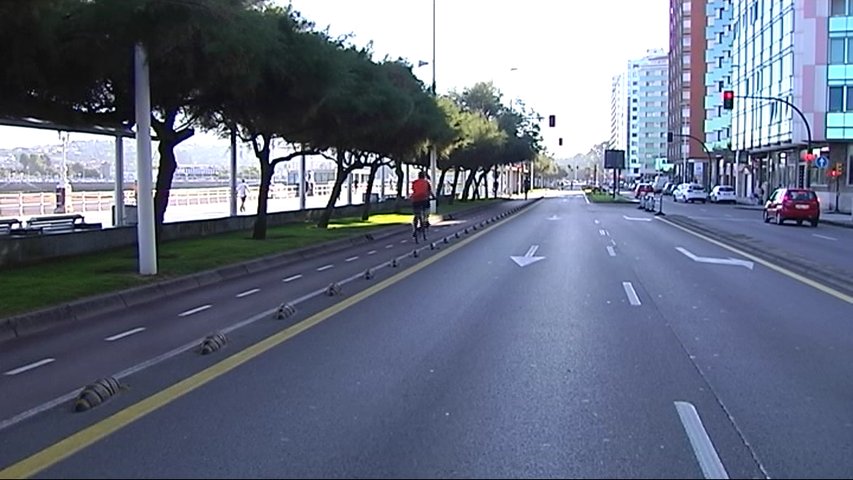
815 156 829 169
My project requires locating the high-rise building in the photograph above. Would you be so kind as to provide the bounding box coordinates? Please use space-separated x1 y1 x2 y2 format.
668 0 708 184
609 72 628 151
730 0 852 207
626 50 669 179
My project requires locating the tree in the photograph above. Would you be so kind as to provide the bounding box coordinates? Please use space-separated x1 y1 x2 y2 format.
200 5 343 239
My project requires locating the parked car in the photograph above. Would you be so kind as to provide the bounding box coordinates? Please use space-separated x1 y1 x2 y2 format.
763 188 820 227
673 183 707 203
634 183 654 198
662 182 677 196
709 185 736 203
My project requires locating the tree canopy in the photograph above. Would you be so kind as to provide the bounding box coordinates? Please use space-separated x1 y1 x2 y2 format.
0 0 548 240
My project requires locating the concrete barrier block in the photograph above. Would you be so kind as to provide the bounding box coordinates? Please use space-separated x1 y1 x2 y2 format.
192 270 224 287
120 283 167 308
157 276 202 297
0 319 18 342
215 264 249 280
10 305 75 338
66 294 128 322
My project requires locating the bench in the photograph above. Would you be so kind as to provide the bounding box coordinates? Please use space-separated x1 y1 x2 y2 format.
0 218 22 236
25 214 101 234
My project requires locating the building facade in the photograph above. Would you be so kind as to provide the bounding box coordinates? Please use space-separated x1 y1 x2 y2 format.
730 0 851 211
669 0 709 184
705 0 734 185
627 50 670 179
609 72 628 152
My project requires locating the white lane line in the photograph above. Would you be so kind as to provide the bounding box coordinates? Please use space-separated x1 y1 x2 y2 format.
4 358 55 376
178 305 212 317
345 256 359 262
584 194 590 204
104 327 146 342
813 234 838 241
236 288 260 298
622 282 641 306
283 274 303 283
316 264 334 272
367 250 377 255
386 244 394 249
606 246 616 257
675 401 730 479
599 229 607 236
400 239 408 244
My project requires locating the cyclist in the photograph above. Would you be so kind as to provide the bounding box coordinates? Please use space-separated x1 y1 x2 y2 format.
410 171 433 237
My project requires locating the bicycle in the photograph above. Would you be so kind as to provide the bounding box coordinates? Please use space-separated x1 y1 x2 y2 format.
412 199 432 244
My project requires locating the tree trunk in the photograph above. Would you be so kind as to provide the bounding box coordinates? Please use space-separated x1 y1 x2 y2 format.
318 150 351 229
361 162 380 221
151 109 194 242
461 168 477 201
252 135 273 240
394 160 405 213
437 167 448 205
449 166 461 204
478 169 489 199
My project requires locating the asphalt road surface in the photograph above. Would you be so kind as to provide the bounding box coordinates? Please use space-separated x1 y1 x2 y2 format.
1 191 851 479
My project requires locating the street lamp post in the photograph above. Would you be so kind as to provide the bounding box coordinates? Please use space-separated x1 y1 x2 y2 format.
668 132 713 187
429 0 438 213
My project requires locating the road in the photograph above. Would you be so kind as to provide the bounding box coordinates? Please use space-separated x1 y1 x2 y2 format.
659 196 853 274
1 191 852 478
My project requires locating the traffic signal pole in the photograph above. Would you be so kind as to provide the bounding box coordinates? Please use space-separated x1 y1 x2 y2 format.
729 93 814 188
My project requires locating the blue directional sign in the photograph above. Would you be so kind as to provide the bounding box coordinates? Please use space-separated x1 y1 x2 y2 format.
815 156 829 169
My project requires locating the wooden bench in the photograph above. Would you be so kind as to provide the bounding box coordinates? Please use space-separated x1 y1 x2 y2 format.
0 218 22 236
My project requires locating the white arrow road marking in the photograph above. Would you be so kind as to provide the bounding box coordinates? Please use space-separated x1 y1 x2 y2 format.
599 229 607 236
622 282 641 306
4 358 55 376
676 247 754 270
623 215 653 222
105 327 146 342
675 402 730 479
606 246 616 257
510 244 546 267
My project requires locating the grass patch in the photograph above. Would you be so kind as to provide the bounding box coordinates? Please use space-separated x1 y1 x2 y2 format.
586 192 636 204
0 199 499 318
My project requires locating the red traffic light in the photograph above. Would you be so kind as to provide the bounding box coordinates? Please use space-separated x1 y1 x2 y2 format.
803 152 816 162
722 90 734 110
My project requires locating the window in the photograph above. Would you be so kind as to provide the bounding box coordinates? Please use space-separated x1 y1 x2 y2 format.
848 155 853 185
832 0 846 16
846 86 853 111
829 86 844 112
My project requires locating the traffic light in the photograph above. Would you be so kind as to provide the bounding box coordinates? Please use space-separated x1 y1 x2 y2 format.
723 90 734 110
548 115 556 128
666 132 673 143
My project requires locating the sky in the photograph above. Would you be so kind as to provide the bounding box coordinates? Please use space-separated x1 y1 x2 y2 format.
0 0 668 157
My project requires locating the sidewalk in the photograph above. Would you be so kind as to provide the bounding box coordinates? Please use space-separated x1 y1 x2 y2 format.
735 197 853 228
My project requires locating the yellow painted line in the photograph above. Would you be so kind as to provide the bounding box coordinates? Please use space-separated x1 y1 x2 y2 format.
0 203 533 480
657 216 853 305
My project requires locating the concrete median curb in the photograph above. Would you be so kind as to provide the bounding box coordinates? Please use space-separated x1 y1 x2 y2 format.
820 217 853 229
664 214 853 297
0 199 538 342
